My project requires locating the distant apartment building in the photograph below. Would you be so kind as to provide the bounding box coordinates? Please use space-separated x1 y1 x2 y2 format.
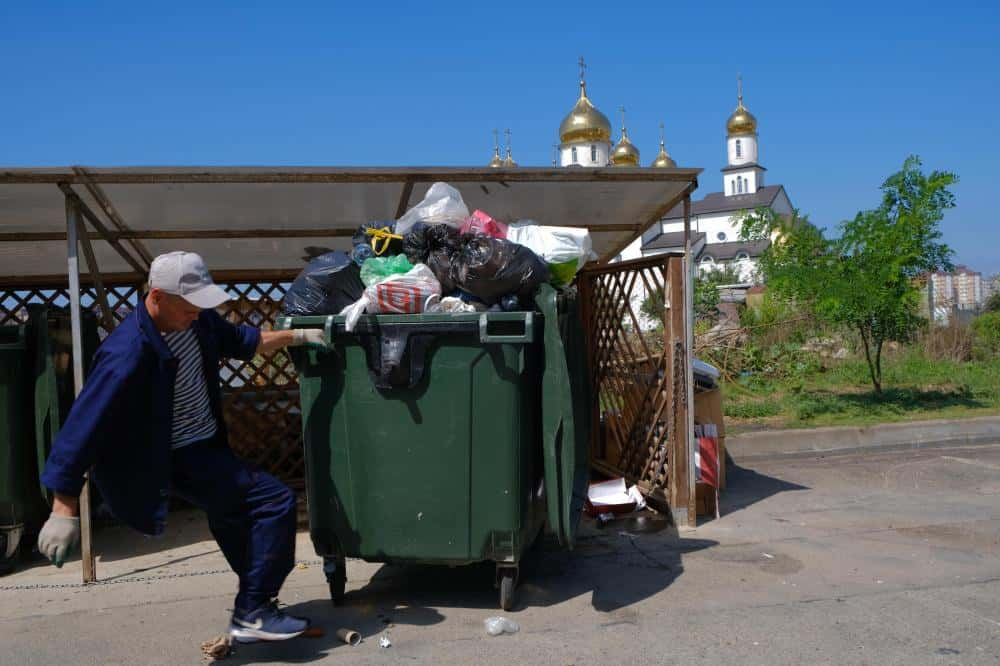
953 266 983 310
983 274 1000 302
927 266 985 321
930 271 955 308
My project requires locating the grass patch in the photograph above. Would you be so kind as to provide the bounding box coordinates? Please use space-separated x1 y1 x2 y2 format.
724 399 783 419
723 353 1000 432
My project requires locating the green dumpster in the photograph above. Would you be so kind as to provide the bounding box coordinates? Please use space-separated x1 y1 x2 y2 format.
0 307 101 575
282 284 589 610
27 305 102 478
0 325 33 574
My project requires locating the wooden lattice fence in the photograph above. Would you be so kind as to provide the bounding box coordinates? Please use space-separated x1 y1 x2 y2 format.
0 272 307 483
578 253 694 525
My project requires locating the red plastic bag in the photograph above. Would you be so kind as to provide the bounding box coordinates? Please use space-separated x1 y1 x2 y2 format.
459 210 508 239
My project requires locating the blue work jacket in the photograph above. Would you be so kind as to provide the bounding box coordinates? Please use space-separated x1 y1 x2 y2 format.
40 299 261 535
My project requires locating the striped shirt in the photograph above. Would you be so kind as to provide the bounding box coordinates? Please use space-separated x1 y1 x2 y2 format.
162 328 218 449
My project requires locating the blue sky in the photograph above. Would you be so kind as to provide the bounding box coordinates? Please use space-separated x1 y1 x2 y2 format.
2 1 997 274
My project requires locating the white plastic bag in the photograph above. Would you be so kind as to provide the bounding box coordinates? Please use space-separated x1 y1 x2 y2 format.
506 220 596 286
424 294 480 314
395 182 470 235
484 617 520 636
339 264 442 331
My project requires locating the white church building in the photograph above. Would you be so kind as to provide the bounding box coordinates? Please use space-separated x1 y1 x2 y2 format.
489 64 794 284
614 79 791 283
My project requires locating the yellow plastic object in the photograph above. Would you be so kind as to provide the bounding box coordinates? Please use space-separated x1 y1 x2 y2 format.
365 227 404 256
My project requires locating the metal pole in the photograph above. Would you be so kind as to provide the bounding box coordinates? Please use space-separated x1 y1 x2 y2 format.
683 195 697 526
66 197 97 583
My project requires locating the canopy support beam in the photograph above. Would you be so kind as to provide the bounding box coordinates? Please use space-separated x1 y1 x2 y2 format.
74 216 116 332
73 166 154 266
56 183 149 275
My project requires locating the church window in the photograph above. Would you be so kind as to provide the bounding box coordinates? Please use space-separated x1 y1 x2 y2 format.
737 178 743 194
590 145 597 162
701 255 715 265
735 139 742 159
736 252 750 260
571 146 578 164
717 232 727 242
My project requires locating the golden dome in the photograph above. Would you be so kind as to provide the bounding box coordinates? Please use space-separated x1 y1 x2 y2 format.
559 81 612 144
611 131 640 166
502 128 517 167
727 101 757 136
611 107 640 167
651 143 676 168
488 129 503 167
727 76 757 136
651 122 676 168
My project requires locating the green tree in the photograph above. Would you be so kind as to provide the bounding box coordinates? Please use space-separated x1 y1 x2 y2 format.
985 290 1000 313
742 156 956 392
639 264 741 324
972 311 1000 359
694 265 742 321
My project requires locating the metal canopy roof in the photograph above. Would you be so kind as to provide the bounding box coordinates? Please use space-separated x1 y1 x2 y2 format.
0 166 700 281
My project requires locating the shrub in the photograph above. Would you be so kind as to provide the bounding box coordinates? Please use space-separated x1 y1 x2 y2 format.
972 311 1000 360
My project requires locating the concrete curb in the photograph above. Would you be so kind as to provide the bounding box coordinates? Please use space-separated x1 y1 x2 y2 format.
727 415 1000 461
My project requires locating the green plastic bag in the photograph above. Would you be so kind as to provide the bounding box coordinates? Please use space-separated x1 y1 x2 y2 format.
360 255 414 286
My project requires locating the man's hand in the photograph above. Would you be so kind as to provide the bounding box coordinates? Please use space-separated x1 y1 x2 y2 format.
257 329 325 354
37 514 80 567
291 329 325 347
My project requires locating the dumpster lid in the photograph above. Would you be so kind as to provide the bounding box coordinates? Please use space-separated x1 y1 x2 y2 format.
0 167 700 280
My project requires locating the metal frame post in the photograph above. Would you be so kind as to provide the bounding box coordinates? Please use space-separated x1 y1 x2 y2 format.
66 197 96 583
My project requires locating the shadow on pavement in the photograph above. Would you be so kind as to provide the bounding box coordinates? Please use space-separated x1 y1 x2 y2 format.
720 462 810 515
348 515 714 614
217 513 718 664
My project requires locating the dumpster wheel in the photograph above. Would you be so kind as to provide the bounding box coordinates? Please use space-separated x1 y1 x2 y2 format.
497 567 517 611
323 555 347 606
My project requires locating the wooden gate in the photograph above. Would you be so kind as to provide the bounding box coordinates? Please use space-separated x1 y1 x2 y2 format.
577 253 695 526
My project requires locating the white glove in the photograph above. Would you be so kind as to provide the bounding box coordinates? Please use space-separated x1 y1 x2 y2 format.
291 329 325 347
37 514 80 568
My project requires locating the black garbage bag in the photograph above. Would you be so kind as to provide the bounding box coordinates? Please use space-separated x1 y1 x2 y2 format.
283 251 365 316
403 223 460 293
452 235 550 306
352 220 403 266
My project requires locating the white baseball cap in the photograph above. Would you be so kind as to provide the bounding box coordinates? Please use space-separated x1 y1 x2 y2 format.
148 251 232 309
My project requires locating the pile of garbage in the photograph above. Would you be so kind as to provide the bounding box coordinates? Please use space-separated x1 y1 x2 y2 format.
283 182 596 329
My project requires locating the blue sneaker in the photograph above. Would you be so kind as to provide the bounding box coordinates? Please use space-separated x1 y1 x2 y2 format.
229 600 310 643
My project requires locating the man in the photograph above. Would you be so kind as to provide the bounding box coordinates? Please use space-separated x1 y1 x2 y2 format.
36 251 324 643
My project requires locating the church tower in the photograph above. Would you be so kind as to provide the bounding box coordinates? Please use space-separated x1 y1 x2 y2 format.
558 58 612 167
723 75 766 196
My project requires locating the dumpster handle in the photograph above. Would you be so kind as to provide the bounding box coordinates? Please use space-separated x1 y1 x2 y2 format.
479 312 534 344
323 315 335 345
